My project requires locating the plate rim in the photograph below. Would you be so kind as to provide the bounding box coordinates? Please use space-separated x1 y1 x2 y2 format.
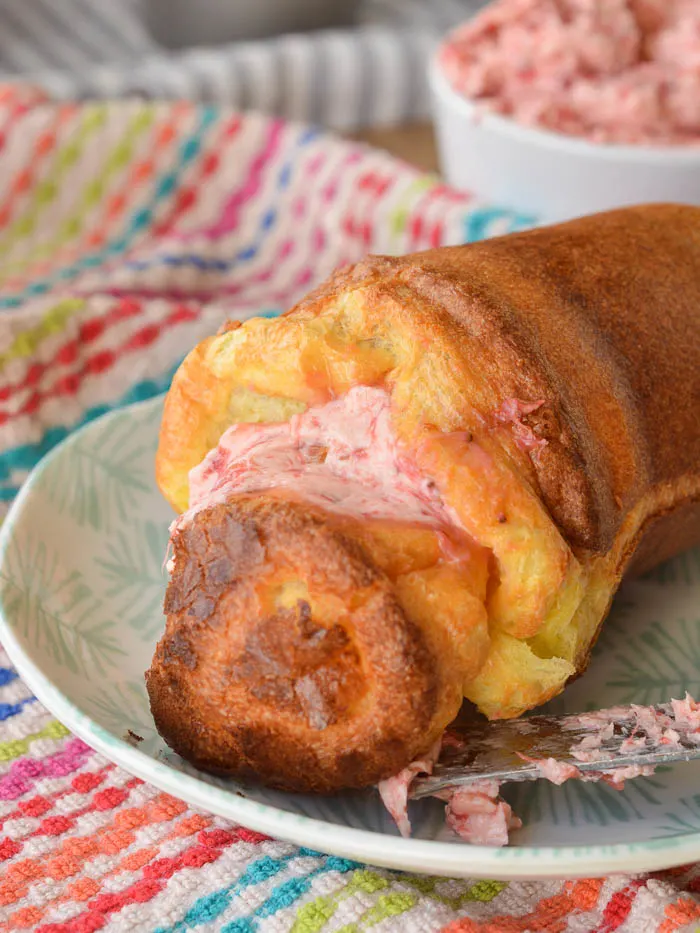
1 395 700 880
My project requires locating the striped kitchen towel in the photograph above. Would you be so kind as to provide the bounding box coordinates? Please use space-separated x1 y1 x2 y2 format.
0 0 489 130
0 91 699 932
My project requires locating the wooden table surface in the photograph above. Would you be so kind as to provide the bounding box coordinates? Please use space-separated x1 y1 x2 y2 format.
353 123 440 174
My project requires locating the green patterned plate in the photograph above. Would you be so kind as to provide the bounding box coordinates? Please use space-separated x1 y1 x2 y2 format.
1 396 700 879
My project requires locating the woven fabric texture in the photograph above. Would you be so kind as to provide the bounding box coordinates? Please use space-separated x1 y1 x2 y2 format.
0 91 700 933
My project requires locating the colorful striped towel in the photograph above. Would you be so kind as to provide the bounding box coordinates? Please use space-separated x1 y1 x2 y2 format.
1 91 700 932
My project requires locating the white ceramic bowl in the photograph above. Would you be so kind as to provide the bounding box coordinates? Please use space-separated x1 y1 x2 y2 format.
429 52 700 222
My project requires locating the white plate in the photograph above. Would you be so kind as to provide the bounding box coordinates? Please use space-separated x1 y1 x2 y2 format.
1 396 699 880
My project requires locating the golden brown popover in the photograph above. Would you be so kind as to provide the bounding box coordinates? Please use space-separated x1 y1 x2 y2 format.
147 204 700 793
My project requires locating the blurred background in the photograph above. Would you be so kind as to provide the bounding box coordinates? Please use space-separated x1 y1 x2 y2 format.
0 0 486 138
1 0 698 218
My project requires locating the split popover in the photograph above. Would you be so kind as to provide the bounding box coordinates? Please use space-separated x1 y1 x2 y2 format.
147 204 700 793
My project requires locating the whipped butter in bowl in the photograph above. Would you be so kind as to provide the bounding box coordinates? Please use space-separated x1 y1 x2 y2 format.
430 0 700 220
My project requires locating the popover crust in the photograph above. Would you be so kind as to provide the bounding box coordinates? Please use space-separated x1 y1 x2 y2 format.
149 204 700 792
146 498 458 792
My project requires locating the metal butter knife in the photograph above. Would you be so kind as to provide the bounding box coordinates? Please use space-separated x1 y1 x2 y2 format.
410 700 700 799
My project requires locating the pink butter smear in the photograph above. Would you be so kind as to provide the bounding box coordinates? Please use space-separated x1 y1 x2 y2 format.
184 385 468 541
184 386 540 531
439 0 700 145
382 695 700 846
377 740 521 846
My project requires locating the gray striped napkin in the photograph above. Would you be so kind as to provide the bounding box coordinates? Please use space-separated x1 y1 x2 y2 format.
0 0 488 129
